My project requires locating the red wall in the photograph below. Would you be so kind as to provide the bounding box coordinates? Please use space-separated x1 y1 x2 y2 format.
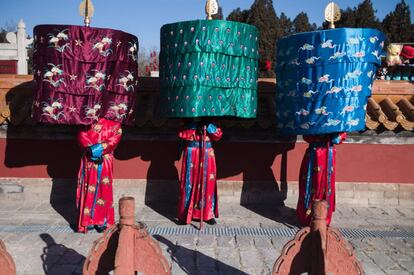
0 60 17 74
1 137 413 184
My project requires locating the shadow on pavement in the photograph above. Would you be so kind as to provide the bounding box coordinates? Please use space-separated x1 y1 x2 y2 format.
154 235 248 275
5 125 81 231
215 139 299 227
40 233 85 275
50 178 79 231
114 139 180 224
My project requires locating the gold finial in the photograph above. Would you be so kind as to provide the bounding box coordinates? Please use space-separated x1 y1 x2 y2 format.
79 0 95 27
205 0 218 20
324 1 341 29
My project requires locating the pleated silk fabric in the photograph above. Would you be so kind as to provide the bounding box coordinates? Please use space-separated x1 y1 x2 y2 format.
275 28 385 135
159 20 259 118
32 24 138 125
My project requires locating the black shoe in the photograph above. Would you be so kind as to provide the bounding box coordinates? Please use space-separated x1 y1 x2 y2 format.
94 225 107 233
176 219 187 225
205 219 217 225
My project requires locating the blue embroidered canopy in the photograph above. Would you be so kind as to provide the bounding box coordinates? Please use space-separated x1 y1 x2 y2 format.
159 20 259 118
275 28 385 135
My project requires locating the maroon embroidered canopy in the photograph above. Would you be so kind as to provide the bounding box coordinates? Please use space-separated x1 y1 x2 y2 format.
32 24 138 125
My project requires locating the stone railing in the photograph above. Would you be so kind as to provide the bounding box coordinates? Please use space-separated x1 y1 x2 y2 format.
0 19 33 74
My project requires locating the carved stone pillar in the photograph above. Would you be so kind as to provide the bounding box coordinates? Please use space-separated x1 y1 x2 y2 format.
83 197 171 275
272 200 364 275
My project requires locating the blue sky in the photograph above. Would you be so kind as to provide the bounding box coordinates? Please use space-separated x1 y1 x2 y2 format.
1 0 412 50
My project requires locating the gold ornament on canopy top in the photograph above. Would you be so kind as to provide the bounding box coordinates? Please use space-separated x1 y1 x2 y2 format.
324 1 341 29
205 0 219 20
79 0 95 27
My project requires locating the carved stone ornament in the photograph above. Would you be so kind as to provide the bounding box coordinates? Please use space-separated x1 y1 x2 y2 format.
272 200 364 275
0 239 16 275
83 197 171 275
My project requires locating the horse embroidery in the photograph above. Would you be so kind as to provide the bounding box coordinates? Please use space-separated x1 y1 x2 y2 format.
43 63 66 88
85 70 106 91
41 99 66 121
47 29 71 52
93 37 113 56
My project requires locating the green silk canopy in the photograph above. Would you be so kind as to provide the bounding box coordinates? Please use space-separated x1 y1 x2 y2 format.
159 20 259 118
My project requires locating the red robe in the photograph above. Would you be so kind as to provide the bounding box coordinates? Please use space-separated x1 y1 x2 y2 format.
296 133 347 226
76 118 122 233
177 123 222 224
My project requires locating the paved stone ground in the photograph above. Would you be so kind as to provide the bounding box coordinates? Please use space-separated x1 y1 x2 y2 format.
0 200 413 275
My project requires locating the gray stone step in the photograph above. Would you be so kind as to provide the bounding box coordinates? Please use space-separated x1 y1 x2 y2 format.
1 177 414 207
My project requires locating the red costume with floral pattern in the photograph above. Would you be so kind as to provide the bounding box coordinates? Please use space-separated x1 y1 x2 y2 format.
177 122 222 224
76 118 122 233
296 133 347 226
31 25 137 234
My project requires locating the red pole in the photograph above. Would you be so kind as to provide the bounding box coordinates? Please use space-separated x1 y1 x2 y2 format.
199 125 207 230
325 139 330 215
186 123 204 226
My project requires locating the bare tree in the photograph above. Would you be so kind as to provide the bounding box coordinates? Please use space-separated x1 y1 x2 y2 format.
0 20 17 43
138 46 159 77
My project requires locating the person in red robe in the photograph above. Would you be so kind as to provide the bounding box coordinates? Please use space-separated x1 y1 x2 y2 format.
177 120 222 225
296 132 347 226
76 118 122 233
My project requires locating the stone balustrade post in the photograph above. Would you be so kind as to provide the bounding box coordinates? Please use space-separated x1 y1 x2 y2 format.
16 19 33 75
0 19 33 74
